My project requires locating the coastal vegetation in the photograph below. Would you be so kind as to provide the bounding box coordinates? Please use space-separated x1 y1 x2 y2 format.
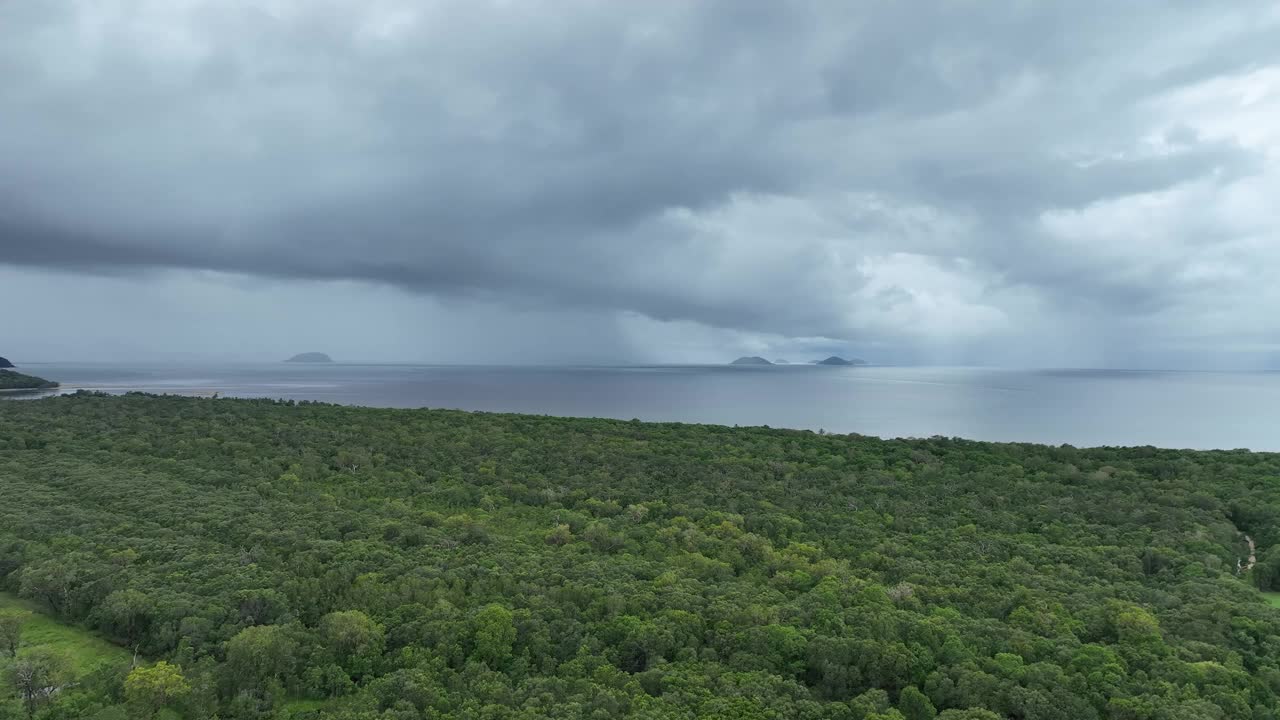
0 370 58 391
1 392 1280 718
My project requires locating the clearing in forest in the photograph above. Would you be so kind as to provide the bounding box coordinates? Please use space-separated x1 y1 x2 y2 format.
0 592 131 674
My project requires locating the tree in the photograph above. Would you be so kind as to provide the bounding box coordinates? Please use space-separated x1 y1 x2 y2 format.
124 661 190 719
8 648 71 718
544 524 574 546
473 604 516 668
899 686 937 720
319 610 384 678
223 624 297 697
98 588 153 649
0 609 30 657
18 560 79 616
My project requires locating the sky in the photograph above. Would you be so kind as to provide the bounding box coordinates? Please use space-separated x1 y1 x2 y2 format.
3 1 1280 367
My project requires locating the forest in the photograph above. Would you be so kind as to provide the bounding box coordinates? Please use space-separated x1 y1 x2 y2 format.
2 392 1280 719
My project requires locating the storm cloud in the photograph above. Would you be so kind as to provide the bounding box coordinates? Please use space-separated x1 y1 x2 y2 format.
3 1 1280 365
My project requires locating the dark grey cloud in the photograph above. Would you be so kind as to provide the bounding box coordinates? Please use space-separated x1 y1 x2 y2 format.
3 0 1280 364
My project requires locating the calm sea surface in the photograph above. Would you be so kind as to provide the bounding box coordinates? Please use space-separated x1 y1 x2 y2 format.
6 362 1280 450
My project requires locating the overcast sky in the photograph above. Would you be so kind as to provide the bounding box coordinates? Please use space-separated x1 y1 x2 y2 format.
3 1 1280 366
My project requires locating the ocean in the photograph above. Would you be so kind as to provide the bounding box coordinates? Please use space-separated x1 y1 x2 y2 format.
6 362 1280 450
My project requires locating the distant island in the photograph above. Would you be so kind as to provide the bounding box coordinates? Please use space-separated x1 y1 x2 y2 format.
731 355 868 366
285 352 333 363
812 356 867 366
0 369 59 390
0 356 14 368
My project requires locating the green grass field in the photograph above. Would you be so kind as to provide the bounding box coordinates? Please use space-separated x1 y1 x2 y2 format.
0 591 131 674
1264 592 1280 609
281 698 328 715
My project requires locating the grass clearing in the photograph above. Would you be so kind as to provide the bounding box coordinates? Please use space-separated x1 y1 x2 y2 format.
1264 592 1280 609
281 698 329 715
0 591 131 674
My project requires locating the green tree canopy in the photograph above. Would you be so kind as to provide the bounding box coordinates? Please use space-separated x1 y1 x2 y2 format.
123 661 190 719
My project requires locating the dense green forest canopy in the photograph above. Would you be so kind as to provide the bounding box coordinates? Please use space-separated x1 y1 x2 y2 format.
2 393 1280 719
0 371 57 391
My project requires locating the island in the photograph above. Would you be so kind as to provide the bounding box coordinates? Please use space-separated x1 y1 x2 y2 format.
0 356 13 368
813 356 867 366
285 352 334 363
0 369 59 390
730 356 773 365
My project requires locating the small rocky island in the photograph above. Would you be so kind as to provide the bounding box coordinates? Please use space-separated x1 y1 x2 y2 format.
285 352 334 363
0 356 14 368
730 356 773 365
0 369 59 390
813 356 867 366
